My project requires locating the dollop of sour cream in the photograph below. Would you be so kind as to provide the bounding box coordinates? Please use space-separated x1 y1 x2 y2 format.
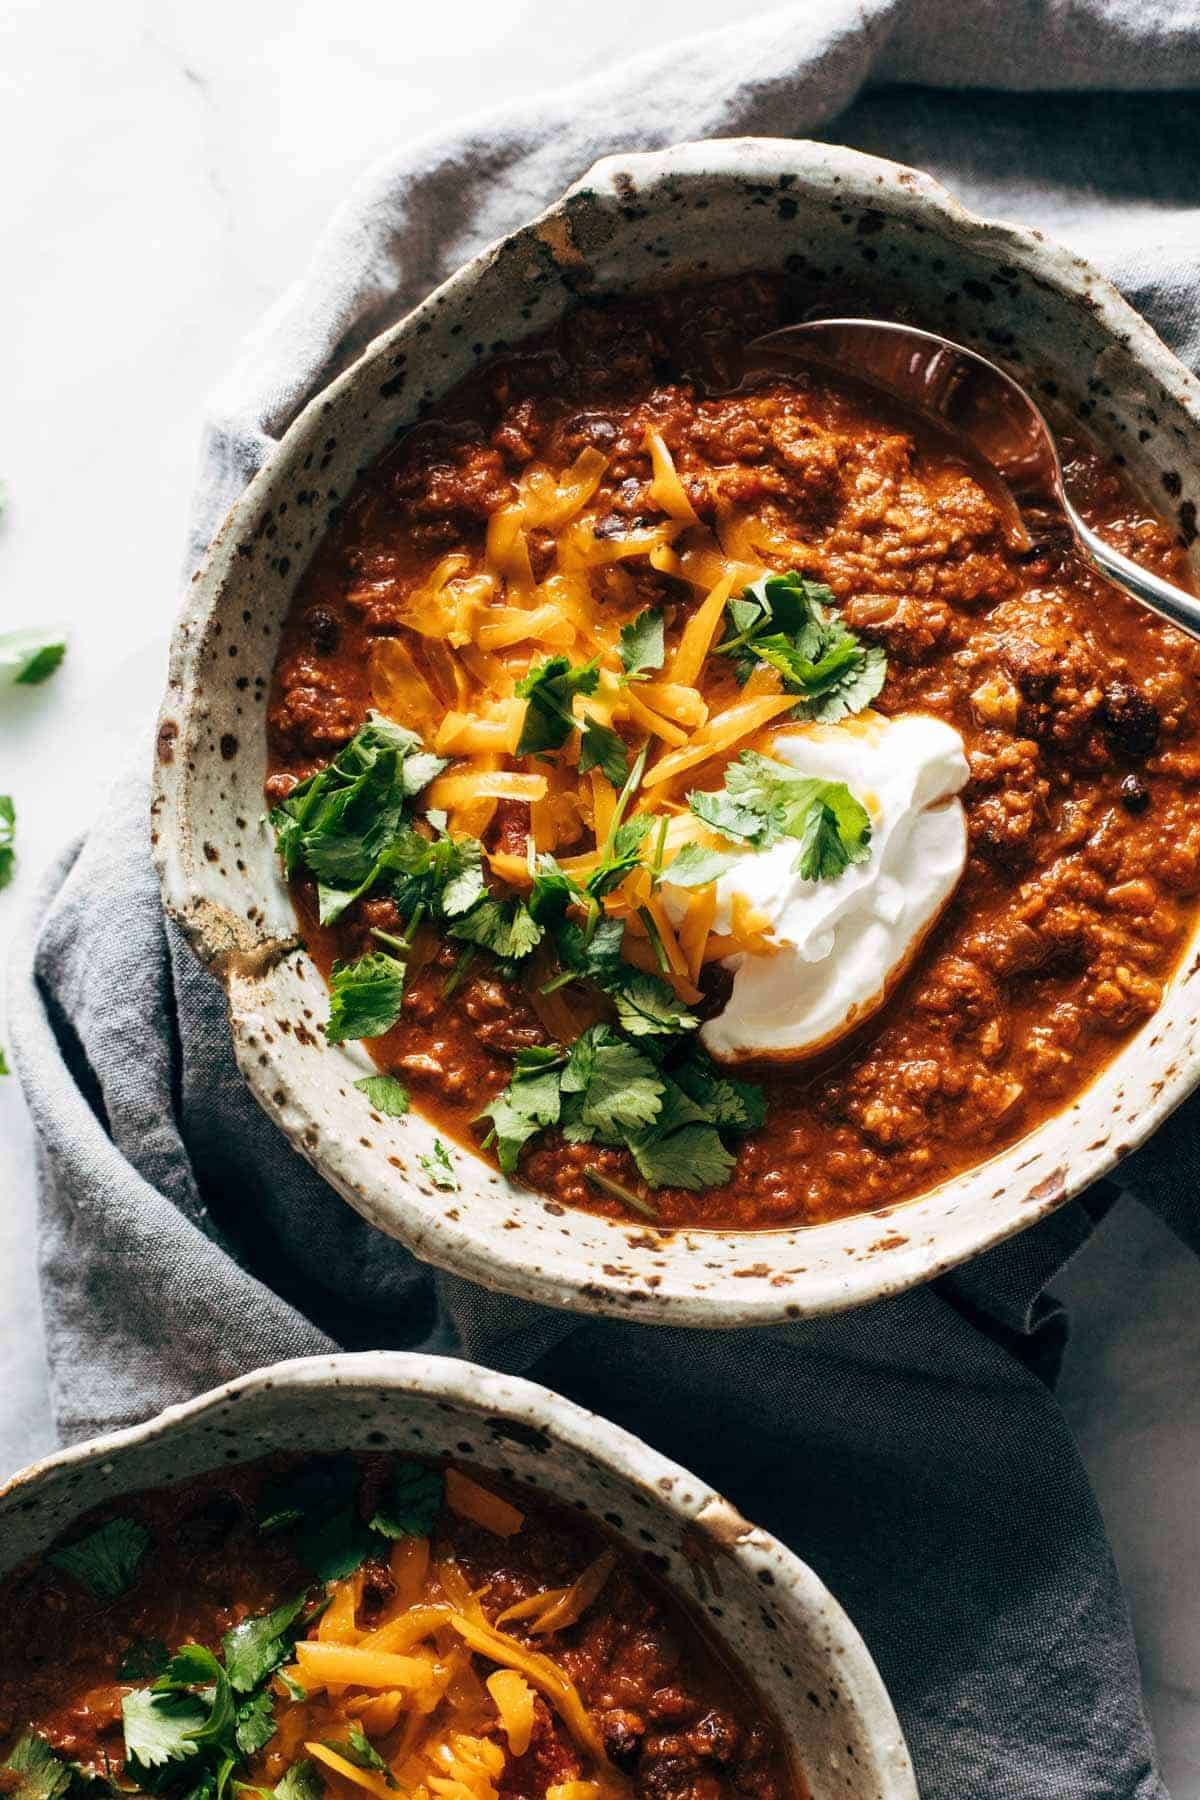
662 713 970 1064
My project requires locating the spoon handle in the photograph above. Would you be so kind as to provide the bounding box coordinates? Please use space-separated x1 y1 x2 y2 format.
1066 500 1200 642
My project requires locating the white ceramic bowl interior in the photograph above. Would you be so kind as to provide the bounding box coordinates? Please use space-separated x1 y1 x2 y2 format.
0 1353 915 1800
153 137 1200 1326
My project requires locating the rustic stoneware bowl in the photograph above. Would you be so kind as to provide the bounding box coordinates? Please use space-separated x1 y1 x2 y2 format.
154 137 1200 1325
0 1352 916 1800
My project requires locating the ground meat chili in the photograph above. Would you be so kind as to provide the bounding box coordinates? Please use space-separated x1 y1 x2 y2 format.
0 1454 801 1800
265 275 1200 1229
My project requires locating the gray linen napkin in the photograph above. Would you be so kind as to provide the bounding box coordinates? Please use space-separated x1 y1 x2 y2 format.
11 3 1200 1794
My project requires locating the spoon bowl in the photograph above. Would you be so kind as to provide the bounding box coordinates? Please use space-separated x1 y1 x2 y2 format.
747 318 1200 641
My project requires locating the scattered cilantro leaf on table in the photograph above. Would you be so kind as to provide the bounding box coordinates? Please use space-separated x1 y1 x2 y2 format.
0 628 67 687
0 794 15 890
47 1516 151 1601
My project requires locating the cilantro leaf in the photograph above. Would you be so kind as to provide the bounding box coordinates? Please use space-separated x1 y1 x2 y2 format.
715 570 886 721
578 717 629 787
384 827 485 922
515 656 600 756
369 1461 443 1539
1 1734 73 1800
271 715 446 894
326 954 406 1044
258 1457 374 1582
418 1139 458 1192
0 629 67 686
629 1119 735 1191
222 1594 308 1694
275 1763 323 1800
47 1515 151 1601
154 1646 235 1750
122 1688 209 1770
477 1046 566 1174
234 1693 276 1759
724 753 872 877
559 1026 664 1142
686 785 764 843
448 897 542 961
586 814 655 901
353 1075 409 1117
618 609 665 678
663 843 738 888
609 971 699 1039
0 795 12 890
674 1052 766 1133
321 1728 391 1786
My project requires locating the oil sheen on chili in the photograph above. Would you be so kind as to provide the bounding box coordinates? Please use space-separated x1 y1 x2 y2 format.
265 275 1200 1229
0 1453 802 1800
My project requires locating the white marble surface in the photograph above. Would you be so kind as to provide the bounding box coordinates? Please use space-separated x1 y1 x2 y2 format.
1 2 1198 1791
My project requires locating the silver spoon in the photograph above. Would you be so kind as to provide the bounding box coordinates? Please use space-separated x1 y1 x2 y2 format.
745 318 1200 642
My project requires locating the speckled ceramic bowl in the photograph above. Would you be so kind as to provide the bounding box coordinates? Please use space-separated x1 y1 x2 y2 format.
154 137 1200 1325
0 1353 916 1800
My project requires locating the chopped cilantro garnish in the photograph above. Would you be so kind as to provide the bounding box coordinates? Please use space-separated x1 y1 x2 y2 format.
418 1139 458 1192
515 655 601 756
674 1051 767 1133
353 1074 410 1117
618 608 665 680
0 629 67 687
121 1683 209 1770
577 717 630 787
257 1456 373 1581
1 1733 74 1800
222 1594 308 1694
0 795 16 891
716 570 886 721
476 1022 752 1197
234 1692 277 1758
47 1515 151 1602
687 751 871 882
559 1028 663 1142
447 896 541 961
326 954 406 1045
321 1728 392 1786
662 843 738 888
477 1046 566 1174
369 1461 443 1539
270 715 445 903
610 971 699 1038
274 1763 323 1800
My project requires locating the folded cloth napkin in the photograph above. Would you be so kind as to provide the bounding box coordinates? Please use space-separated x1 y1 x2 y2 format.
12 3 1200 1794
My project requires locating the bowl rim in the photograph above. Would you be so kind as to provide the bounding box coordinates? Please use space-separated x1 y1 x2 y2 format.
0 1350 918 1800
153 134 1200 1325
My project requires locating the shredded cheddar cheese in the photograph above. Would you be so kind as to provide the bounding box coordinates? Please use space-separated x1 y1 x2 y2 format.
356 428 816 983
